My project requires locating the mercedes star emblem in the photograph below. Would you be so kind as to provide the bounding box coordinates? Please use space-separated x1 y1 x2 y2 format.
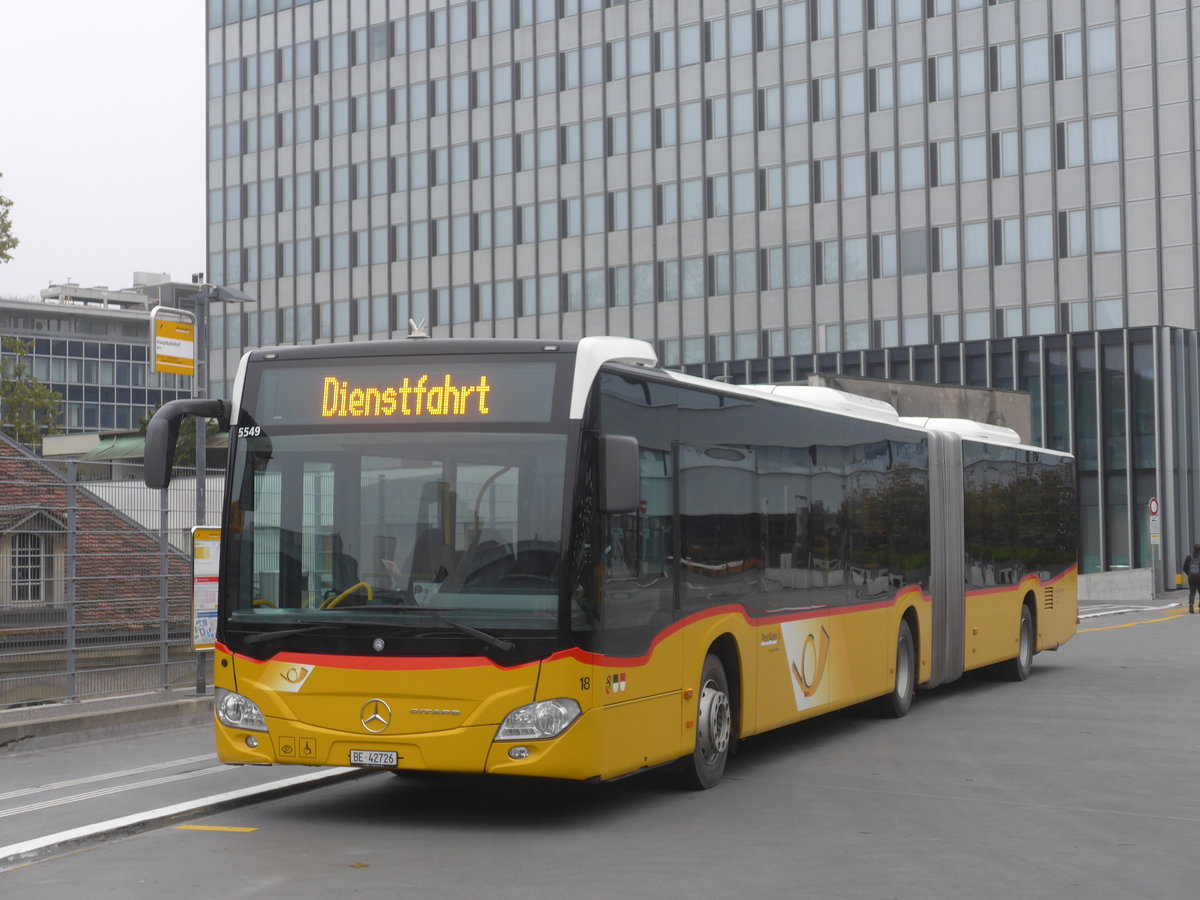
360 699 392 733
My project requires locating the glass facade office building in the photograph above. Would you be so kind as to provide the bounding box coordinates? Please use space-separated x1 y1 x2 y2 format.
204 0 1200 583
0 296 194 433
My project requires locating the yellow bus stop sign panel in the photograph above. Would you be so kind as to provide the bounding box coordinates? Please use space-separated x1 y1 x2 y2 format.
155 319 195 376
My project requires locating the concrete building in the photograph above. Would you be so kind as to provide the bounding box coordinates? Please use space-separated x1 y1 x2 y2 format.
0 274 199 434
202 0 1200 586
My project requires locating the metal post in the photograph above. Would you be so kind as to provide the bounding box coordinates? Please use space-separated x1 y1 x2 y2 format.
65 461 78 703
159 470 170 692
195 295 207 527
194 294 208 694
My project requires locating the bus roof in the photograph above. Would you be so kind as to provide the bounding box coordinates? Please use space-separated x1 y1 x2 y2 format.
899 417 1024 446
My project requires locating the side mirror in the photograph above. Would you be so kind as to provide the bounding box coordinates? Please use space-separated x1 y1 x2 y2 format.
599 434 640 514
144 398 230 489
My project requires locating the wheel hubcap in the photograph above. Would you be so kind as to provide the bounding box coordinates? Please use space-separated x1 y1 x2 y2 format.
896 639 912 698
697 679 730 763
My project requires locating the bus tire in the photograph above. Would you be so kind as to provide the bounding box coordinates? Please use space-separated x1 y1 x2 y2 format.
878 619 915 719
1000 604 1034 682
681 654 732 790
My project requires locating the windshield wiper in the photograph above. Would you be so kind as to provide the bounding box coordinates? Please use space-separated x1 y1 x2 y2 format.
340 604 515 652
242 623 348 646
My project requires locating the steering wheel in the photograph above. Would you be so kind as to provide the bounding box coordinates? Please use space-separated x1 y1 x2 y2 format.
320 581 375 609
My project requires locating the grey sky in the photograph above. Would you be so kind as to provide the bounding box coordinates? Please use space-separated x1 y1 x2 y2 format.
0 0 205 299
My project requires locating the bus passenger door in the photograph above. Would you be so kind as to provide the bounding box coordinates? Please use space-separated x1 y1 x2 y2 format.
595 447 683 778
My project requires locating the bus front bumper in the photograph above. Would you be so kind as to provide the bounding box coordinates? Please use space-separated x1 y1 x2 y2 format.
214 708 605 781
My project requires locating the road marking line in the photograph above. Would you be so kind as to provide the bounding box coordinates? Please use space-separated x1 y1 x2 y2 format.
0 768 362 872
0 755 216 803
175 825 258 833
1078 602 1181 620
1079 614 1184 633
0 766 230 819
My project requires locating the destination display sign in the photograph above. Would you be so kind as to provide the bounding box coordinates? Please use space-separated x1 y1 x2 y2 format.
255 359 558 426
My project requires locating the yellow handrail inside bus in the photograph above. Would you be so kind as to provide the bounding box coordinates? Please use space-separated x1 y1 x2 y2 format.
320 582 375 609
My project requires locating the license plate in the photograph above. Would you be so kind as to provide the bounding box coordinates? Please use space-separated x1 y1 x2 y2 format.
350 749 398 768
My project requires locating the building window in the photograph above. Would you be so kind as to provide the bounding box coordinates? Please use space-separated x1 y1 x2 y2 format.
1057 120 1086 169
1026 214 1055 261
899 60 924 106
929 54 955 101
1092 206 1122 253
960 135 988 181
900 145 925 191
1090 116 1119 164
990 42 1017 91
1056 209 1088 258
932 225 958 272
871 149 896 194
992 130 1020 177
994 217 1022 265
1022 36 1050 85
1088 25 1117 74
1053 31 1082 80
930 140 956 186
959 49 985 96
10 533 44 606
813 77 837 122
872 233 898 278
900 229 928 276
869 65 894 111
960 222 988 267
785 83 809 125
1024 126 1052 173
842 154 867 198
841 71 865 117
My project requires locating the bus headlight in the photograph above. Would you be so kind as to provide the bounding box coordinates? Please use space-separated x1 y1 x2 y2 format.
495 698 582 741
215 688 268 732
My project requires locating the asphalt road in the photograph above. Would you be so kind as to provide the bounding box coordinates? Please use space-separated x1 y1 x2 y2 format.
3 604 1198 899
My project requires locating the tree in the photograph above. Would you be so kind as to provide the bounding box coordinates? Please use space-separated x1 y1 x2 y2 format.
0 172 17 264
0 337 63 449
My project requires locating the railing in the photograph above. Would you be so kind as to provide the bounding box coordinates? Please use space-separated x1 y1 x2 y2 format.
0 452 223 709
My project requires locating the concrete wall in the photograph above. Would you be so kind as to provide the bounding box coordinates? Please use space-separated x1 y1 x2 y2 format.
1078 568 1156 605
807 375 1033 445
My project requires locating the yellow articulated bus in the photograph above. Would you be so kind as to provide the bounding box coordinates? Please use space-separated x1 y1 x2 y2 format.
145 336 1077 789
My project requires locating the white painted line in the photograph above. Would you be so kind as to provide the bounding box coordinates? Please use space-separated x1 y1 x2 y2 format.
0 754 216 803
0 767 361 871
0 766 229 819
1078 602 1182 620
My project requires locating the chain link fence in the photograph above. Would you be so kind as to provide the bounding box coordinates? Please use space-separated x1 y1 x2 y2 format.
0 440 223 709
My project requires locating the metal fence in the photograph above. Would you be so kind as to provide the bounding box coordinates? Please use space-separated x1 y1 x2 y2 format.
0 450 224 709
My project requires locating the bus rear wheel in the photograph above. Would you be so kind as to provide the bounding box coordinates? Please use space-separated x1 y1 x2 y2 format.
878 620 915 718
681 654 732 790
999 604 1034 682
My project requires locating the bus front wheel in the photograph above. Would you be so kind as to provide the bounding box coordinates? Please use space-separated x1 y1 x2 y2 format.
682 654 732 790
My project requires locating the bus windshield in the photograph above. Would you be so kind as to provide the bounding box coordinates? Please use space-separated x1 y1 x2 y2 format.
224 426 569 643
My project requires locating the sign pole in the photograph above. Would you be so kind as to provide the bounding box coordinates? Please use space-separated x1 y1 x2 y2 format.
1148 497 1161 593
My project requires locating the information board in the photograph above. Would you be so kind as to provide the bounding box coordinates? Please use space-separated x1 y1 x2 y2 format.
192 527 221 651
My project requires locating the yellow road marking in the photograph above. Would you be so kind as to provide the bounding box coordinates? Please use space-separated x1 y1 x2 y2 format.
1079 614 1185 633
174 825 259 833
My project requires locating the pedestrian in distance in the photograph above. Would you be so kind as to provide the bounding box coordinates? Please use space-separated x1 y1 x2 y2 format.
1183 543 1200 614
